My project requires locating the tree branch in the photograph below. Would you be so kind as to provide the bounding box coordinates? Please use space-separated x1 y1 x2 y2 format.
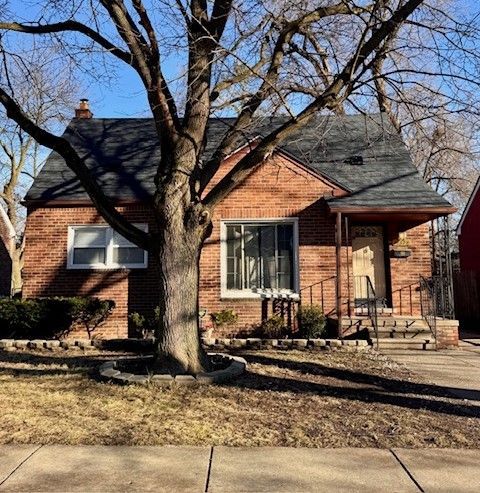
203 0 425 208
199 1 371 193
0 88 150 249
0 20 133 65
99 0 180 156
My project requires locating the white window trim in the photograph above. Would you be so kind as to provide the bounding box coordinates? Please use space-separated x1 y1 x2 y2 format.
67 224 148 270
220 218 299 299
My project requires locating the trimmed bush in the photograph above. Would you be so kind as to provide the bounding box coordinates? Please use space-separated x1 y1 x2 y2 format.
210 309 238 329
297 304 326 339
256 315 287 338
128 308 159 339
68 298 115 339
0 297 115 340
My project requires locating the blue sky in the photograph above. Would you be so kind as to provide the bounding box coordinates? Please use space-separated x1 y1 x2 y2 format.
9 0 480 120
9 0 179 119
6 0 480 139
86 70 150 118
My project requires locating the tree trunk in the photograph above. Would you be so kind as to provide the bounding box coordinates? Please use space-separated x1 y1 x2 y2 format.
11 244 23 295
153 206 211 375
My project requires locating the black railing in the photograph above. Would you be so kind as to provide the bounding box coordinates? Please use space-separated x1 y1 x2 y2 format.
420 275 455 345
432 275 455 320
299 276 336 316
392 283 416 316
353 275 379 350
419 276 437 343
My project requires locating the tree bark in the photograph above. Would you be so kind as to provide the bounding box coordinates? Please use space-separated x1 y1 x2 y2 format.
11 244 23 295
153 201 211 375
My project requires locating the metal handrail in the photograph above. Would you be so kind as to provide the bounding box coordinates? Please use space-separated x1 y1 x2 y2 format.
299 276 336 314
419 275 437 345
365 276 379 350
353 275 379 350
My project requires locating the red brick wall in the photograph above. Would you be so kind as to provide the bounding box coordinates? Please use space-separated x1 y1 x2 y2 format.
0 212 13 296
436 320 460 349
389 222 432 316
22 205 159 338
22 152 436 338
200 152 342 335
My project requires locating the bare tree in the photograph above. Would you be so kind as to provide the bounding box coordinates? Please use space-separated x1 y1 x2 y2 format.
0 0 479 373
0 49 78 293
358 1 480 208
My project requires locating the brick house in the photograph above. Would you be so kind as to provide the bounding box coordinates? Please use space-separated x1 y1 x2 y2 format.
0 206 15 296
22 107 459 346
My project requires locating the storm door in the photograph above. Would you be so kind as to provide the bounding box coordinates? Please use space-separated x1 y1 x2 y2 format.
352 225 387 305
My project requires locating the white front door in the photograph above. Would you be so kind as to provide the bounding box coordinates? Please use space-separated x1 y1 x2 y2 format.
352 226 387 300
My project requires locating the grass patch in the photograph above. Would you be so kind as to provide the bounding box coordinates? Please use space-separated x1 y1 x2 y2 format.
0 348 478 448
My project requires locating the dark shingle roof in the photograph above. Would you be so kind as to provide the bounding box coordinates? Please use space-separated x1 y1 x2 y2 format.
25 113 453 210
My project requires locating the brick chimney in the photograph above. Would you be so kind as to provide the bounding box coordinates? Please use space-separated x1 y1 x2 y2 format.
75 99 93 119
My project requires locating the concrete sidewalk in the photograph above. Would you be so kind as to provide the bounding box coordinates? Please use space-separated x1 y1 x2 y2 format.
1 445 480 492
386 347 480 401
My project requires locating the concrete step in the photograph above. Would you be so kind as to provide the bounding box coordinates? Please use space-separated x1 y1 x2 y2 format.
369 328 434 339
343 318 428 329
354 307 393 316
370 338 436 350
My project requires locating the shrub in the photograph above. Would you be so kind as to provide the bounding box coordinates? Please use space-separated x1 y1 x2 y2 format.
0 297 115 340
69 297 115 339
210 309 238 329
297 304 326 339
0 299 47 339
255 315 287 338
129 311 147 335
129 310 155 339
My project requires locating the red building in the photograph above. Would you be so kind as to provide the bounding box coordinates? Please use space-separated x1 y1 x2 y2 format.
458 176 480 271
456 175 480 329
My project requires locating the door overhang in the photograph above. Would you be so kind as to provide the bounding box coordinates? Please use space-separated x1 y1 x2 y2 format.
327 205 457 228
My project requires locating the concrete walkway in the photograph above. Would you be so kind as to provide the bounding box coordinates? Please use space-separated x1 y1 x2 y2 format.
386 344 480 401
1 445 480 492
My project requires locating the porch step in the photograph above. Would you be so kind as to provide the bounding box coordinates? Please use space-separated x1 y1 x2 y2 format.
369 327 433 339
354 307 393 316
342 317 428 329
370 338 436 351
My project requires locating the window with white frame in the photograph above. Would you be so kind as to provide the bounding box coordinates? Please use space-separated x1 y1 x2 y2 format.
68 224 147 269
222 220 298 296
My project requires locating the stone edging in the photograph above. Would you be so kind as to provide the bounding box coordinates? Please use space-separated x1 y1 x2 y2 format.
98 353 247 386
0 337 371 353
0 339 97 351
201 337 370 351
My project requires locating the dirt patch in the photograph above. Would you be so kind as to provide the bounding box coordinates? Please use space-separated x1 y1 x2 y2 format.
0 348 478 447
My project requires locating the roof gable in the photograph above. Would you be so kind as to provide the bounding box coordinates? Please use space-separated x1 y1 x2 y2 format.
457 174 480 235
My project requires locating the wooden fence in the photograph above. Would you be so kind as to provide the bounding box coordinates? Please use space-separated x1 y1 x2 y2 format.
453 271 480 329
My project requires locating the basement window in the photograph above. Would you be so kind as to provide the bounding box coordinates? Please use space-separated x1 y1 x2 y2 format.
67 224 148 269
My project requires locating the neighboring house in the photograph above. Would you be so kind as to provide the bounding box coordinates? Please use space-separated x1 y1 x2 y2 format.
22 104 459 346
0 206 15 296
455 174 480 329
457 175 480 271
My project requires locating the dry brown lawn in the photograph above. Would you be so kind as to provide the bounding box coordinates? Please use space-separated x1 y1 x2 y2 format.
0 348 479 448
